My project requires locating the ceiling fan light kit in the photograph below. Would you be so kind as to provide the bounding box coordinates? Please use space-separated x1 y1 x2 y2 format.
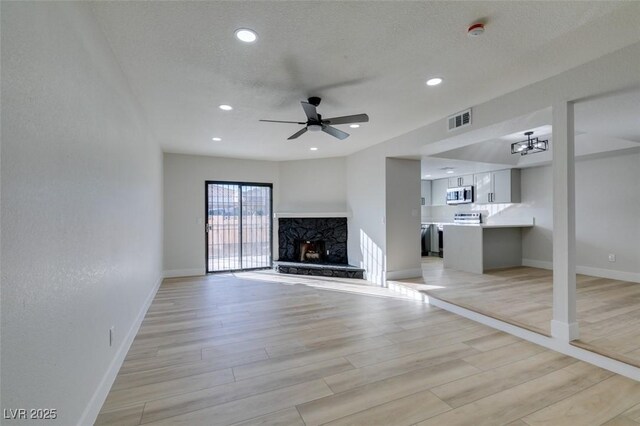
259 97 369 141
511 131 549 156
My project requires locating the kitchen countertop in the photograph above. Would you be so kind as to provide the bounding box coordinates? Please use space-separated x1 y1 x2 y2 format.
443 223 534 228
423 222 533 228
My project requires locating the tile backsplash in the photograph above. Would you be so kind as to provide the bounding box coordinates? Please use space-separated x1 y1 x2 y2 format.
423 203 531 224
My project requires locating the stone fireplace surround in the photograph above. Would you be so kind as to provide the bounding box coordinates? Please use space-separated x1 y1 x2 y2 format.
276 217 364 279
278 217 348 264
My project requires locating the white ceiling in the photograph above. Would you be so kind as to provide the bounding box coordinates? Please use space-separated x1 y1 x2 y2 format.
92 2 640 161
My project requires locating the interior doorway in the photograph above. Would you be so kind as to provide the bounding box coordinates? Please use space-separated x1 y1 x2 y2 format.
205 181 273 272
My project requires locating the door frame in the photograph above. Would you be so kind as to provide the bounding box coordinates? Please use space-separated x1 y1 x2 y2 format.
204 180 273 273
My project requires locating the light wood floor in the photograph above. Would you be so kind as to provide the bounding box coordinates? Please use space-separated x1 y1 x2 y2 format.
405 257 640 367
96 271 640 425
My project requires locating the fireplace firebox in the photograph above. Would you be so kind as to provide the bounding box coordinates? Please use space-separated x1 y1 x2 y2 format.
276 217 363 278
297 240 326 263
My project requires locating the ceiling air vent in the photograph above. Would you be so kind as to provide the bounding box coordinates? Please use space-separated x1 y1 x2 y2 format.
447 108 472 131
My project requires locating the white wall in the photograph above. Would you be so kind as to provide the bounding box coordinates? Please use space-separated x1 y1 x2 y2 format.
164 154 279 276
278 157 346 213
574 153 640 276
163 153 348 276
164 152 421 285
346 146 387 284
1 3 163 425
385 159 422 279
521 153 640 280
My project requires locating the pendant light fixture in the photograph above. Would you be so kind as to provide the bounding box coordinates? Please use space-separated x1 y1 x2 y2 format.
511 131 549 156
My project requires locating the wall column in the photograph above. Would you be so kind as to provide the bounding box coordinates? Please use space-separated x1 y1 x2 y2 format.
551 101 579 341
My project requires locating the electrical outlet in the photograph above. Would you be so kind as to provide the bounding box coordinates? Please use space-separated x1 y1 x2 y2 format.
109 326 115 347
608 254 616 262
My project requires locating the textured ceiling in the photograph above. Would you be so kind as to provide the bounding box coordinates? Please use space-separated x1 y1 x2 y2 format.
92 1 640 161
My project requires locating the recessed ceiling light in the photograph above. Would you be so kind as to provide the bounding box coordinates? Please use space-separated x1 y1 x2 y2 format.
212 137 222 142
424 174 431 178
349 124 360 129
426 77 443 86
219 104 233 111
310 147 318 151
235 28 258 43
446 170 455 174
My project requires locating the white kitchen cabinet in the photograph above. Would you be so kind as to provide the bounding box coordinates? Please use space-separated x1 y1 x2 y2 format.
448 174 474 188
421 180 432 206
474 169 521 204
431 178 449 206
492 169 515 203
474 172 492 204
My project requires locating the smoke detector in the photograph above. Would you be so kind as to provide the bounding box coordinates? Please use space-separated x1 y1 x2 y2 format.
467 23 485 37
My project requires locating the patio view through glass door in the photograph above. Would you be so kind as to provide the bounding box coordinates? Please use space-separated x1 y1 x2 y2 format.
206 181 272 272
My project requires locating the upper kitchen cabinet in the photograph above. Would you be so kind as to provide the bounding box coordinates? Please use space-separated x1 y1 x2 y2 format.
448 174 474 188
474 169 521 204
431 178 449 206
421 180 432 206
493 169 520 203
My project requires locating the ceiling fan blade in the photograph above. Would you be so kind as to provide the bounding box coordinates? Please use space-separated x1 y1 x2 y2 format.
260 119 306 124
287 127 308 140
322 125 349 140
322 113 369 125
301 101 319 122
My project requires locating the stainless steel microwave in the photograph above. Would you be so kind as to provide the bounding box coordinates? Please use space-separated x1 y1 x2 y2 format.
446 186 474 205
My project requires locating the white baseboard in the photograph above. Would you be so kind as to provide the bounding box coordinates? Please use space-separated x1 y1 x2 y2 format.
386 268 423 281
521 258 553 270
163 268 205 278
79 275 163 425
576 265 640 283
522 258 640 283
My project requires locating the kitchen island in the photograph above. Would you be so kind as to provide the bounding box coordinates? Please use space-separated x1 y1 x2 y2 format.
443 222 533 274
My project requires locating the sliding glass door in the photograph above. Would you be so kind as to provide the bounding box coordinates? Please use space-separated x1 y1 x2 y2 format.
205 181 272 272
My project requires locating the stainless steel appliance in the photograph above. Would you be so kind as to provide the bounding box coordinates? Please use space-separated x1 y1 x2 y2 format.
453 212 482 224
446 186 474 205
420 224 431 256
